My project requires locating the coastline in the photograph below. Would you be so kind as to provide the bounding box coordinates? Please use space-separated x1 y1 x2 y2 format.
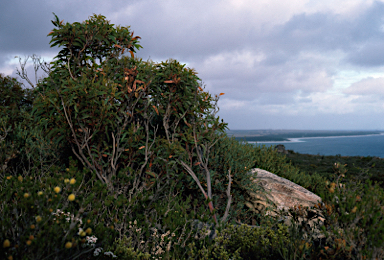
255 132 384 144
229 130 384 143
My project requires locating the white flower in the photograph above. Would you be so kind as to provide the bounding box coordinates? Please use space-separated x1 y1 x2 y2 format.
166 241 172 252
86 235 98 245
104 251 118 258
93 247 103 256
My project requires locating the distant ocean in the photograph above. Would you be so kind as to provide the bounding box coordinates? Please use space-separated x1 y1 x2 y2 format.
249 133 384 158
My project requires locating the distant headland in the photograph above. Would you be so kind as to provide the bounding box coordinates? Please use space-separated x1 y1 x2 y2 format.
226 129 384 142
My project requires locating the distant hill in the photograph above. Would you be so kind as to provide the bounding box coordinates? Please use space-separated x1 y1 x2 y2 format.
226 129 384 142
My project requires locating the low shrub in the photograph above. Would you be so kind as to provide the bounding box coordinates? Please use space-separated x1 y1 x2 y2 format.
0 161 103 259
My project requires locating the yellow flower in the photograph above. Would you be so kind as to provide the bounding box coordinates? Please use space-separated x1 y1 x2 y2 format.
351 206 358 213
37 191 43 196
18 176 23 182
3 239 11 248
30 225 35 229
69 178 76 185
65 242 72 249
64 179 69 184
35 216 42 222
85 228 92 235
78 229 86 237
68 194 75 201
24 193 30 198
6 176 12 180
8 256 13 260
54 186 61 193
26 240 32 246
66 168 69 172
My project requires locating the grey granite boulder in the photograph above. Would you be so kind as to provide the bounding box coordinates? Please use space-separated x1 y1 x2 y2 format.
245 168 325 239
246 168 322 214
193 168 326 241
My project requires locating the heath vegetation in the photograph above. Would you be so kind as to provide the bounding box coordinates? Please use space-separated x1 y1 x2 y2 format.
1 13 384 259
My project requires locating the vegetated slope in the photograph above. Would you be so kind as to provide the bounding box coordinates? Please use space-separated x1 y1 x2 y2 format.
283 149 384 188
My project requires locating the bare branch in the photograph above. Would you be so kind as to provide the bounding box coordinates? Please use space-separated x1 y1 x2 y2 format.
179 160 208 200
57 92 107 186
67 58 76 81
163 102 172 143
111 132 116 171
221 168 232 223
15 56 35 88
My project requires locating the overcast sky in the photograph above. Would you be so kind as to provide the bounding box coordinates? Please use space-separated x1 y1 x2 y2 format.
2 0 384 130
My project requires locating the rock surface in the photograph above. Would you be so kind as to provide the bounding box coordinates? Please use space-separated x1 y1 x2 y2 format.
246 168 322 214
245 168 325 239
195 168 326 241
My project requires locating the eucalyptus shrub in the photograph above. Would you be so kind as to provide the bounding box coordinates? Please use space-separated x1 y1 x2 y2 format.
18 12 230 229
3 12 231 259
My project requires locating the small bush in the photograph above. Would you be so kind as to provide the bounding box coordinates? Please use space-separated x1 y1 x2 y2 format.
0 160 103 259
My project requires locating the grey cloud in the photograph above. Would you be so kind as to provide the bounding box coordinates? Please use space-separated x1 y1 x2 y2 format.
260 12 349 58
222 110 384 130
343 77 384 96
346 41 384 67
197 50 335 103
261 51 291 66
254 93 297 105
254 1 384 68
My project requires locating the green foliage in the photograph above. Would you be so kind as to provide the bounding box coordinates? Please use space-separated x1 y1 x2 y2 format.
105 236 151 260
212 223 290 260
0 160 101 259
253 144 328 195
0 73 35 129
0 73 43 175
31 13 227 198
285 152 384 188
0 107 61 178
314 169 384 259
48 12 142 78
206 136 262 225
32 13 146 190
